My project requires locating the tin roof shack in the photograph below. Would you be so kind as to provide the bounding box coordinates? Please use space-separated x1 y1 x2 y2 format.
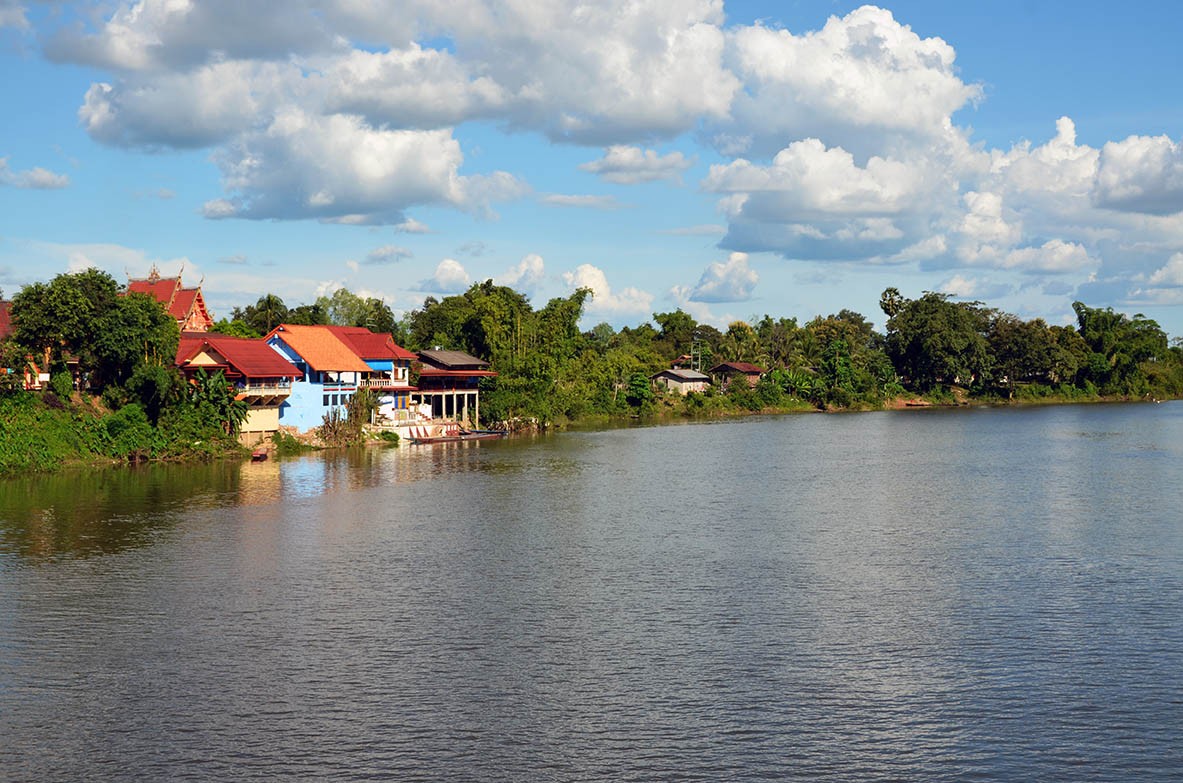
416 349 497 426
651 368 711 395
708 361 765 389
177 333 301 444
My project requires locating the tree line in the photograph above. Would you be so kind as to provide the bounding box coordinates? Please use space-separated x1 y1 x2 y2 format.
170 278 1183 422
3 269 1182 474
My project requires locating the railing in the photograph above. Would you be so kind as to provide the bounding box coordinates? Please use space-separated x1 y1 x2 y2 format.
237 382 292 395
359 377 410 389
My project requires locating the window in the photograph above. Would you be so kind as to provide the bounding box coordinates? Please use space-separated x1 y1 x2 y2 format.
322 394 329 406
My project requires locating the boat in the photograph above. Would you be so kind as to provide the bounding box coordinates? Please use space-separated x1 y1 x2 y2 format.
405 424 507 444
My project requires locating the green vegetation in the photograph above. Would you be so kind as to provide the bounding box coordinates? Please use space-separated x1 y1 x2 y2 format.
318 387 379 446
4 269 1182 478
212 288 399 340
1 270 254 476
393 281 1183 425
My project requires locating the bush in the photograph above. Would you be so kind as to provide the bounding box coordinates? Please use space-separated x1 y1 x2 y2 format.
104 403 159 461
50 370 74 400
272 429 311 455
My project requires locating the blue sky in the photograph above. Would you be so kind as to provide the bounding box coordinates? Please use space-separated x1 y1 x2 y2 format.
3 1 1183 337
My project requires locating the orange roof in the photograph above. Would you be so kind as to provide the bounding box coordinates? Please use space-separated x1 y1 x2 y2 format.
265 324 371 372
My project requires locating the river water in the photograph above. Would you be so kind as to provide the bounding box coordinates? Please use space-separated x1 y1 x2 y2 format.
2 403 1182 781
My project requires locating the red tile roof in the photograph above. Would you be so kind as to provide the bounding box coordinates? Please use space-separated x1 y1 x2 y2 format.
177 334 300 378
709 361 765 375
265 324 372 372
127 277 177 307
324 325 417 361
126 271 213 331
0 300 12 341
170 287 198 321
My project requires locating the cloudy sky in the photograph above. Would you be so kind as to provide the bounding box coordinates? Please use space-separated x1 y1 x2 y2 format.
3 1 1183 336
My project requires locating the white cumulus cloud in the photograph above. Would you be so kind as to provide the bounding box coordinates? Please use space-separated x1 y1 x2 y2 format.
1094 133 1183 215
579 146 693 184
418 258 471 293
204 110 518 223
1148 252 1183 287
721 5 981 157
684 252 758 303
498 254 545 290
366 245 412 265
0 157 70 189
563 263 653 315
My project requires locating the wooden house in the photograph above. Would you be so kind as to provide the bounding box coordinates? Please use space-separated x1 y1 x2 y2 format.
415 349 497 426
708 361 765 388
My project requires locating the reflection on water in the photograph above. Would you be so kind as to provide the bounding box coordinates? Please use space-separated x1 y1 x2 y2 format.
1 404 1182 781
0 440 531 561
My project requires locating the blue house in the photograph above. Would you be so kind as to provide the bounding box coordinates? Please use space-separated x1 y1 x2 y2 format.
265 324 373 431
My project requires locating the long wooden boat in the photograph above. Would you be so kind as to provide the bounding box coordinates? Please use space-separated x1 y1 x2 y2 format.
405 425 508 445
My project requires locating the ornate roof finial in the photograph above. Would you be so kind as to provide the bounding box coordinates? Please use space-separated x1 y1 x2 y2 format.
147 264 161 283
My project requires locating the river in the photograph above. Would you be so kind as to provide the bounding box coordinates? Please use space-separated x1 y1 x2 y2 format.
2 403 1182 781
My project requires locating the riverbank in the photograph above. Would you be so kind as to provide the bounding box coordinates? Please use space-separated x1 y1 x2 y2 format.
2 386 1174 480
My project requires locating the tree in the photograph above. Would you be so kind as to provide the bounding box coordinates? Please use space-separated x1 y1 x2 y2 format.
988 315 1054 394
10 269 120 372
625 372 653 408
93 293 181 388
883 290 993 390
187 369 249 435
1073 301 1168 394
209 318 261 338
653 309 698 358
231 294 288 335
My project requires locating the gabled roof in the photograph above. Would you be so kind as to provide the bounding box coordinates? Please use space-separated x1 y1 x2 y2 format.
0 300 12 341
324 325 417 361
265 324 371 372
127 277 178 307
418 349 490 370
709 361 765 375
126 267 213 330
177 333 301 378
652 368 710 381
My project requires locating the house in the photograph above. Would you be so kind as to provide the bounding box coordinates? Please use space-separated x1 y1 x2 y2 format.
127 265 215 332
0 300 52 390
415 349 497 426
264 324 373 431
323 326 418 420
651 368 711 395
709 361 765 388
176 333 302 444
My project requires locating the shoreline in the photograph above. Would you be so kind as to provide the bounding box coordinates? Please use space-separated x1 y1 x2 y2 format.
2 392 1174 481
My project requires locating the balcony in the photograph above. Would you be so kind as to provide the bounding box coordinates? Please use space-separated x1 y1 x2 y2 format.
359 376 410 389
235 381 293 404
